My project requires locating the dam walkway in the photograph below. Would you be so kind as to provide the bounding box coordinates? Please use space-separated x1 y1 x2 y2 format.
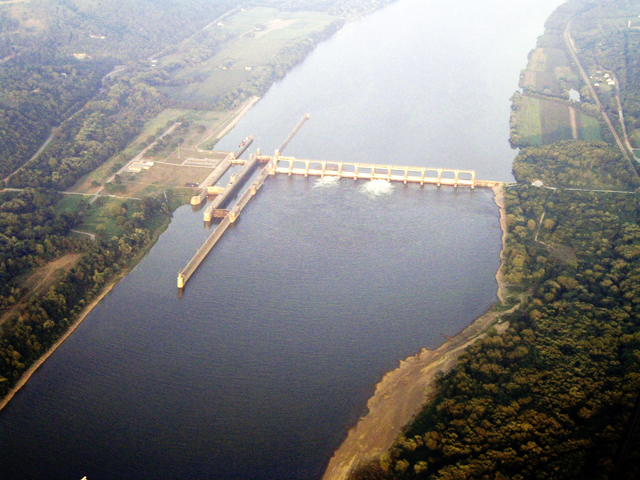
267 155 501 189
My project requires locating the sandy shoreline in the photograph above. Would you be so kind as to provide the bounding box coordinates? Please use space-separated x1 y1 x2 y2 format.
322 185 510 480
0 281 117 413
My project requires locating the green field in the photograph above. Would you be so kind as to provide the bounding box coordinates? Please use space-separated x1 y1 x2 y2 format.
78 197 136 237
159 7 334 103
516 95 601 145
521 46 576 96
56 194 87 215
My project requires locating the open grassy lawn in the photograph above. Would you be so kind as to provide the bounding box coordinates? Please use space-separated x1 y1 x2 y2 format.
577 111 602 141
56 194 87 215
78 197 134 237
518 95 543 145
159 7 334 103
120 163 210 197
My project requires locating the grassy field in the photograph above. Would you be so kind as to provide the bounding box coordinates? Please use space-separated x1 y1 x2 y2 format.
521 47 575 95
576 110 602 141
159 7 334 103
78 197 135 237
517 95 542 145
70 108 232 194
56 194 87 214
517 95 602 145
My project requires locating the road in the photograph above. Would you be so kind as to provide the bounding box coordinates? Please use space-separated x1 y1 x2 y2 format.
2 131 56 185
89 121 181 203
70 230 96 241
614 87 640 162
563 19 636 174
2 64 127 187
542 185 636 194
1 187 141 201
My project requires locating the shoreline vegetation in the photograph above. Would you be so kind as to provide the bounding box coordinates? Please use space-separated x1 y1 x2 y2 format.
0 209 174 412
346 0 640 477
322 186 511 480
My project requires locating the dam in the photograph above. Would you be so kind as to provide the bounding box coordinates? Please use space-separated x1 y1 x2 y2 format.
269 156 502 188
177 151 503 289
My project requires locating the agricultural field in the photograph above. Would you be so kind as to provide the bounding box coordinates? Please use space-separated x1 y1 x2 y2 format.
515 95 601 145
520 47 576 96
158 7 335 104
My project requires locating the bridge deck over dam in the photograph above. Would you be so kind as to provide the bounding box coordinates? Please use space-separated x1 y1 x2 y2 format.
266 156 500 188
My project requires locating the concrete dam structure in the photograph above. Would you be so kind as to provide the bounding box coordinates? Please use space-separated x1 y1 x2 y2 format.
269 156 494 188
190 136 254 206
177 153 503 290
178 115 503 290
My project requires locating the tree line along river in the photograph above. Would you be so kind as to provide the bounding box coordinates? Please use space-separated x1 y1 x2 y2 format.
0 0 564 478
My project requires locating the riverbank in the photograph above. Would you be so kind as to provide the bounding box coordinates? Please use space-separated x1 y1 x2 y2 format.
0 213 172 413
0 281 117 412
322 185 511 480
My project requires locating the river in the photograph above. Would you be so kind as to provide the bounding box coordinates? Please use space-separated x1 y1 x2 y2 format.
0 0 563 479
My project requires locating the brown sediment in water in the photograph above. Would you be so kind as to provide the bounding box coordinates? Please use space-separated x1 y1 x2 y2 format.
322 185 511 480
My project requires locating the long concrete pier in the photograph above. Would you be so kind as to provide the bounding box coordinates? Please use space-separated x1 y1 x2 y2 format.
178 162 271 289
277 114 310 155
267 156 500 188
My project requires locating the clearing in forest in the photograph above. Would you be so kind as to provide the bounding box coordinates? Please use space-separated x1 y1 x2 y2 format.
0 253 83 326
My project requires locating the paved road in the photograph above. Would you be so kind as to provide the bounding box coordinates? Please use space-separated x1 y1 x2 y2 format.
2 131 55 185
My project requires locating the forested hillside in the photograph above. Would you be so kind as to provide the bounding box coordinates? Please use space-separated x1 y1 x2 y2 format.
349 1 640 478
0 0 239 184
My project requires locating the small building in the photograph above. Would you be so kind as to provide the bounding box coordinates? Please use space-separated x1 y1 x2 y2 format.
128 161 148 172
532 180 544 188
